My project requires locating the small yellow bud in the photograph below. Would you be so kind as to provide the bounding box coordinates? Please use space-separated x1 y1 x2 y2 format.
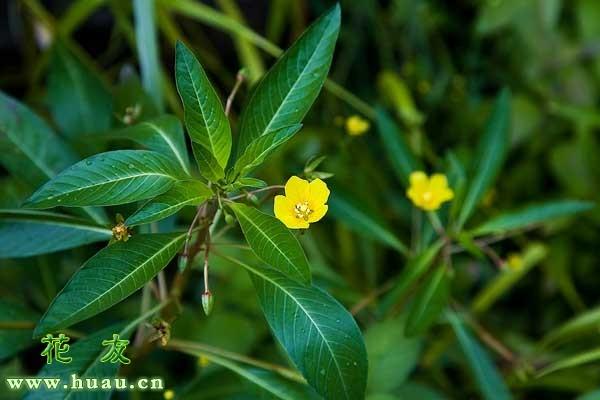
345 115 370 136
198 355 210 367
506 253 523 272
163 389 175 400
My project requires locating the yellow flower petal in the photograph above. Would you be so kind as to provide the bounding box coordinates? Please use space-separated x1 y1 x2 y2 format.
409 171 428 190
284 176 309 204
307 205 328 223
308 178 330 207
281 214 310 229
429 174 448 190
439 187 454 202
273 195 295 220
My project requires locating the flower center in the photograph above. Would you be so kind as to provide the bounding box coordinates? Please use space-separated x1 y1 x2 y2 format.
423 191 433 202
294 201 313 221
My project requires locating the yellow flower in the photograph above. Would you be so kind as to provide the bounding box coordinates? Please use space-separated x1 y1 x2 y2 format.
406 171 454 211
163 389 175 400
274 176 329 229
345 115 370 136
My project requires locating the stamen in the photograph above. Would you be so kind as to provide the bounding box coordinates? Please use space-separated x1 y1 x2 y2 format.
294 201 313 221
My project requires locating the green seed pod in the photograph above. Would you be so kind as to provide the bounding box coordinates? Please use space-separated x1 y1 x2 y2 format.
202 291 214 316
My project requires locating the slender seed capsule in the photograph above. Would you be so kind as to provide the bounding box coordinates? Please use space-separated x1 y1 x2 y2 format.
178 254 188 272
202 291 214 316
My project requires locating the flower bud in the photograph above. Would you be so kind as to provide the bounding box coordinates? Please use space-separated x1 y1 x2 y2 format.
224 213 235 225
202 291 214 316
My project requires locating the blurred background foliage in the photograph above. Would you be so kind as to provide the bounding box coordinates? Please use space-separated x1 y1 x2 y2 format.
1 0 600 399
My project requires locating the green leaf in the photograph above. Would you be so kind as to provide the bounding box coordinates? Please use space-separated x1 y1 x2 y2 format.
365 318 421 393
34 232 185 336
23 150 188 209
0 210 112 258
133 0 163 111
126 180 212 226
224 255 368 400
0 91 108 224
0 300 38 361
225 177 268 192
229 202 311 284
25 323 129 400
380 241 444 314
447 312 512 400
472 200 594 236
328 192 409 255
537 347 600 378
231 124 302 180
236 5 340 155
542 306 600 348
0 91 79 187
375 107 420 186
405 265 451 336
171 341 320 400
191 142 226 182
457 89 511 229
93 115 190 174
47 42 113 137
175 41 231 174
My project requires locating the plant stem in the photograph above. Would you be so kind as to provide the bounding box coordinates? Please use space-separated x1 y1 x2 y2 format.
166 338 305 383
225 69 246 116
227 185 284 201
